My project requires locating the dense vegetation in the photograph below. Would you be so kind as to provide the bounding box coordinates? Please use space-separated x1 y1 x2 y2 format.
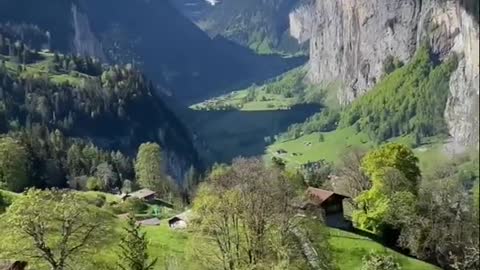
341 46 458 143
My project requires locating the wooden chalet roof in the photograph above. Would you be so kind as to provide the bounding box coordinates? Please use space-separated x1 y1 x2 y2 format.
306 187 349 206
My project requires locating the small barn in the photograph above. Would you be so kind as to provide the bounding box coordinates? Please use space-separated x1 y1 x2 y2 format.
168 210 192 230
304 187 352 230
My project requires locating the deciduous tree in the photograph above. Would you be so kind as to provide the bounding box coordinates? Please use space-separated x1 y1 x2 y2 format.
135 143 169 196
0 189 114 270
352 143 420 234
189 158 330 270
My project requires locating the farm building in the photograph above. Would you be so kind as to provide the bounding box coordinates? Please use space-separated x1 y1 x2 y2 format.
168 210 193 230
303 187 352 230
124 188 157 202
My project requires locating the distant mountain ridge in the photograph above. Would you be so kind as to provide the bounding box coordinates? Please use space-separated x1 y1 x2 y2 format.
0 0 304 104
172 0 309 55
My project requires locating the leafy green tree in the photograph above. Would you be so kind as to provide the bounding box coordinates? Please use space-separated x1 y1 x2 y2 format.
0 137 30 192
135 143 168 195
86 176 103 191
0 189 114 270
95 162 118 191
399 177 479 269
117 214 157 270
352 143 420 234
361 143 421 185
189 158 326 270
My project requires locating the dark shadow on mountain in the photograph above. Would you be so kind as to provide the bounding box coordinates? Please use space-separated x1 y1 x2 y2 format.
184 105 319 165
81 0 306 105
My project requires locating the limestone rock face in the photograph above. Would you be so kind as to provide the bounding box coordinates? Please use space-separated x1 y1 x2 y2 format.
289 2 316 44
306 0 421 103
293 0 479 145
71 4 105 60
444 8 479 145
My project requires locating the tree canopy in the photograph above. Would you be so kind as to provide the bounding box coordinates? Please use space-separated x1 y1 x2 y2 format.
353 143 420 235
0 189 114 270
135 142 170 196
0 136 30 192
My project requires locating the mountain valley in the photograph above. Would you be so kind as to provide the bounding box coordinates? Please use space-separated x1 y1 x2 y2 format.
0 1 478 270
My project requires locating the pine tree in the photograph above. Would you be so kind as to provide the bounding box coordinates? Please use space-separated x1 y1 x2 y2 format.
117 214 157 270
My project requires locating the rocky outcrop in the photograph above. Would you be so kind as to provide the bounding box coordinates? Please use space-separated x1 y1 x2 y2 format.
289 2 316 44
294 0 479 145
71 4 105 60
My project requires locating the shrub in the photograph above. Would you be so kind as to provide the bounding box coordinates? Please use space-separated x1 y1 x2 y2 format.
361 251 401 270
86 177 103 191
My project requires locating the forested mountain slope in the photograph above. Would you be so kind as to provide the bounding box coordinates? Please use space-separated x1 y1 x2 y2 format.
0 32 200 183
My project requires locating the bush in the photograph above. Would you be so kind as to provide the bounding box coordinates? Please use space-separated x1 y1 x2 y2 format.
93 194 106 208
86 177 103 191
361 251 401 270
123 198 148 213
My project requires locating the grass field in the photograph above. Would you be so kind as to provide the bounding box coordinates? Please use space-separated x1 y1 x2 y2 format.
328 229 438 270
267 127 372 165
190 68 309 112
190 88 297 111
2 52 86 87
267 127 450 169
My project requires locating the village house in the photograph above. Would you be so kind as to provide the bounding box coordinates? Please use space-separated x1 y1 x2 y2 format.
303 187 352 230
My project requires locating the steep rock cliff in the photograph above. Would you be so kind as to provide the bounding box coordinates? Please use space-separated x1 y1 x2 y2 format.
71 4 105 60
293 0 479 145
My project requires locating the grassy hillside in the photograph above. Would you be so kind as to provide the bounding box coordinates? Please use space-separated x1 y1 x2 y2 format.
267 127 371 165
328 229 438 270
267 126 454 172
